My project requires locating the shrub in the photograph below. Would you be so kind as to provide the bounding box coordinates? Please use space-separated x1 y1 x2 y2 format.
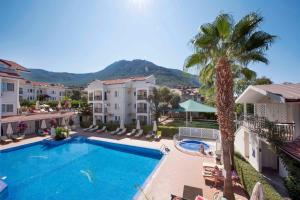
234 155 282 200
158 126 178 138
55 127 69 140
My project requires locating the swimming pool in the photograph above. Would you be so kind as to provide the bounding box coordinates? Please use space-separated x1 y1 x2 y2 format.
178 139 210 152
0 137 163 200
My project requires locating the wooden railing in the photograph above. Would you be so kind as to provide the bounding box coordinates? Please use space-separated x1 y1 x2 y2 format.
237 114 295 141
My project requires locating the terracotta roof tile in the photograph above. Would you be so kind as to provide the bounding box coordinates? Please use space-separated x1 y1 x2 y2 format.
0 71 22 79
2 112 75 123
0 59 29 72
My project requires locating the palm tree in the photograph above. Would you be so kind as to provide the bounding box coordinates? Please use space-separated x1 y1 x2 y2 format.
184 12 275 199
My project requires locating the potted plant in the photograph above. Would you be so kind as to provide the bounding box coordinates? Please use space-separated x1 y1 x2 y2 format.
54 127 69 140
17 121 28 135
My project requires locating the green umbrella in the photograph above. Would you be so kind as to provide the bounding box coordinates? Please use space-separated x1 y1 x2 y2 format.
179 99 216 126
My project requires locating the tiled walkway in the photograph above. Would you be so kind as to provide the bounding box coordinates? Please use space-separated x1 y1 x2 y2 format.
0 130 247 200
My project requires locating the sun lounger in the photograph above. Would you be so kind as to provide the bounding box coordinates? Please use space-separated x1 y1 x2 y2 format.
111 128 121 135
134 129 144 137
117 128 127 136
146 131 155 139
83 125 94 131
126 129 136 137
154 131 162 141
96 126 106 133
0 136 13 143
11 134 25 141
89 125 99 132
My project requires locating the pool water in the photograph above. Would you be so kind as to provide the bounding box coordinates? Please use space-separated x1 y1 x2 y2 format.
178 139 210 152
0 138 162 200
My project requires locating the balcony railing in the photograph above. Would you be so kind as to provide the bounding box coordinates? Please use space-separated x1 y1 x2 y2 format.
94 96 102 101
237 114 295 141
137 108 147 113
94 108 102 113
137 95 147 100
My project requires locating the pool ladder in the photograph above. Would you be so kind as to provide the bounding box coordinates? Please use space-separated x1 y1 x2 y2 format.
160 144 170 155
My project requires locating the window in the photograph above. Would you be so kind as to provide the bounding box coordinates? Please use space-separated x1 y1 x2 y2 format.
114 91 118 97
2 104 13 113
2 82 14 92
19 88 23 94
114 116 120 121
134 91 136 96
115 103 120 110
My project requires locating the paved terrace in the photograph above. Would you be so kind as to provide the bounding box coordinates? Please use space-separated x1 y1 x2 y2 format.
0 130 247 200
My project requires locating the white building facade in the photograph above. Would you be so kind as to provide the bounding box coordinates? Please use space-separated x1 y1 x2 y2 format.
86 75 156 125
235 84 300 177
19 80 65 101
0 59 29 117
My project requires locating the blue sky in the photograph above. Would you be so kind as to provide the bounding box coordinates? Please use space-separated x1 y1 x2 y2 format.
0 0 299 83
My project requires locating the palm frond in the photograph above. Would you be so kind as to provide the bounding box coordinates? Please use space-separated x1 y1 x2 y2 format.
232 12 263 42
238 50 269 65
244 31 276 51
183 53 207 69
200 63 215 84
214 13 233 39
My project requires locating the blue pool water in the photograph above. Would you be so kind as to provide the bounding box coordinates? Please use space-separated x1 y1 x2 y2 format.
178 139 210 152
0 138 163 200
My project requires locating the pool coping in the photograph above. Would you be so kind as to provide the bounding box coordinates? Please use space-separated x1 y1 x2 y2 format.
0 135 167 200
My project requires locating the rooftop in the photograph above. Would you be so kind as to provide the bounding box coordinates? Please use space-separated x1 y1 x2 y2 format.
21 80 65 88
281 137 300 162
0 59 29 72
100 76 149 85
236 83 300 103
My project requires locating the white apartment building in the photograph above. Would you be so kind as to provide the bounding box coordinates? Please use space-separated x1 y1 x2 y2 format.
235 84 300 177
0 59 29 117
19 80 65 101
86 75 156 125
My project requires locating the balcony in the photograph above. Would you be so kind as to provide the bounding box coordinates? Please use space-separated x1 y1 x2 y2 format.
237 114 295 141
94 96 102 101
137 108 147 113
94 108 102 113
137 95 147 100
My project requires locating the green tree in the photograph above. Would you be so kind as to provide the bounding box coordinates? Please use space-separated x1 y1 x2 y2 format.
184 12 275 199
170 93 181 108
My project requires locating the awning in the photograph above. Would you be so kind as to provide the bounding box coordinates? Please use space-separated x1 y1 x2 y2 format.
179 99 216 113
1 112 76 124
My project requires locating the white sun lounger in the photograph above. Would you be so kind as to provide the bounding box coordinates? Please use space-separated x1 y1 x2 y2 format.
111 128 121 135
89 125 99 132
96 126 106 133
0 136 13 143
11 134 25 141
126 129 136 137
134 129 144 137
83 125 94 131
117 128 127 136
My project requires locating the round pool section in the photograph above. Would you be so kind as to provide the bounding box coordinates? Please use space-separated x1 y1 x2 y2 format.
178 139 210 152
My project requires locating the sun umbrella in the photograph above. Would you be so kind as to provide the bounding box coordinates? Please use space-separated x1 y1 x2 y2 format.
6 123 13 136
41 120 47 129
61 118 66 126
57 101 62 109
250 182 264 200
120 119 124 129
35 101 40 110
153 121 157 132
136 120 141 130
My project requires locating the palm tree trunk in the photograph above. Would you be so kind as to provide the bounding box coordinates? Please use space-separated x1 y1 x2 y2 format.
216 57 235 200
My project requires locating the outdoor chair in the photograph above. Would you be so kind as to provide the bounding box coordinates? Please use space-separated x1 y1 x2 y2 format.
134 129 144 137
145 131 155 139
96 126 106 133
117 128 127 136
89 125 99 132
0 136 13 144
83 125 94 132
11 134 25 141
126 129 136 137
111 128 121 135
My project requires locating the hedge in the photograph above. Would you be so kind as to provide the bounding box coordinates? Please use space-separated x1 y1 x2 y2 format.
234 153 282 200
158 126 178 138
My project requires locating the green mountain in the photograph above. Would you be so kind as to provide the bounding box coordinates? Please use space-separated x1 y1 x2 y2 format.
22 59 200 87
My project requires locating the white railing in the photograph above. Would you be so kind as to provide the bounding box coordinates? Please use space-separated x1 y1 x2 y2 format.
179 127 220 140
